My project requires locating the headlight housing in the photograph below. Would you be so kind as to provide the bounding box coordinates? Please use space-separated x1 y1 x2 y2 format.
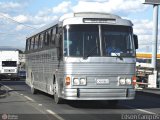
72 77 87 86
80 78 87 85
126 78 132 85
73 78 80 85
118 77 132 86
119 78 126 85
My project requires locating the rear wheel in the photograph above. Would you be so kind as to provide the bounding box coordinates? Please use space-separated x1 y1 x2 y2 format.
30 72 38 94
31 86 38 94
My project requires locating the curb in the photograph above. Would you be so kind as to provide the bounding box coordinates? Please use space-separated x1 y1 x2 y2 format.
136 90 160 98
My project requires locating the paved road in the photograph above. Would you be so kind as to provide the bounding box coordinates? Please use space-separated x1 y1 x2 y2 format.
0 80 160 120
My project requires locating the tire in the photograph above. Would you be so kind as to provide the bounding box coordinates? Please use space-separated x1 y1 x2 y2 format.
53 81 63 104
30 72 38 94
31 86 38 94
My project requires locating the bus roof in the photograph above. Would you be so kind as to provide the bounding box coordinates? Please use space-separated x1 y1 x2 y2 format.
27 12 132 39
59 12 121 22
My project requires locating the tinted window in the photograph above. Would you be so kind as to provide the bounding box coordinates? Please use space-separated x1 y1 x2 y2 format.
102 25 135 57
51 27 56 45
34 35 39 49
64 25 100 57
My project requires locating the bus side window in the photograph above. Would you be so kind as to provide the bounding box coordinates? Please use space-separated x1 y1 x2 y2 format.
38 34 40 48
48 29 52 46
44 31 50 47
28 39 31 51
34 35 39 49
51 27 56 45
26 39 29 51
39 33 44 48
30 37 35 50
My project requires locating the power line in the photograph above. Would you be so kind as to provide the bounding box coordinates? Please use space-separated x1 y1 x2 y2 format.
0 13 37 30
0 32 19 35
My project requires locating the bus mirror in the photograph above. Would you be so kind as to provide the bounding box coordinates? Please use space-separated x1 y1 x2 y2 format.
133 34 138 49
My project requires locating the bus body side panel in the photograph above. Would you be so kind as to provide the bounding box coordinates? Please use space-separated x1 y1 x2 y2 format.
26 48 63 95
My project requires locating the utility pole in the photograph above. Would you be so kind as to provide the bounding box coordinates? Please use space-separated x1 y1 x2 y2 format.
143 0 160 88
152 5 159 69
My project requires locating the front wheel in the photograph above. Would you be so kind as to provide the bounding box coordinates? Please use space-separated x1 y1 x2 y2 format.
53 82 63 104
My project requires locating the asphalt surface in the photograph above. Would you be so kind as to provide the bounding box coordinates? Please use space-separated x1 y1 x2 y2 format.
0 80 160 120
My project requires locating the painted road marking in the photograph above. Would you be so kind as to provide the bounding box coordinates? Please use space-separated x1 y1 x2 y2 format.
46 109 65 120
124 105 156 114
0 83 65 120
38 104 42 106
24 96 35 102
0 83 13 91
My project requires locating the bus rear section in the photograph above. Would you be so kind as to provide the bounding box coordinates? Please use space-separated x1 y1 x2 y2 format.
0 50 19 80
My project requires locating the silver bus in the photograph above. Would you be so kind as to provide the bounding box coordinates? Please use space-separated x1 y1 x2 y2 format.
25 12 138 104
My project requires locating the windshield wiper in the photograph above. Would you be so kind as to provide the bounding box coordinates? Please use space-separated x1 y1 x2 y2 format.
112 48 123 60
83 46 97 59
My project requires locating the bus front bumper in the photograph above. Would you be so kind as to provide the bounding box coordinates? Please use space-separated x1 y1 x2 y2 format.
62 88 135 100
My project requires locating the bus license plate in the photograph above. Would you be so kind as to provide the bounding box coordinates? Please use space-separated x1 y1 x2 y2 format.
96 79 109 84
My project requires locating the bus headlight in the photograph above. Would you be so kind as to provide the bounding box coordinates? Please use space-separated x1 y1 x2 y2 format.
80 78 87 85
73 78 80 85
119 78 126 85
126 78 132 85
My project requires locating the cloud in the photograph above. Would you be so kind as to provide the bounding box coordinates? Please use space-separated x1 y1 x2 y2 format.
13 15 29 23
132 19 160 52
15 25 26 31
79 0 108 1
37 1 71 17
52 1 71 14
133 19 153 35
0 0 155 52
0 2 21 10
72 0 148 15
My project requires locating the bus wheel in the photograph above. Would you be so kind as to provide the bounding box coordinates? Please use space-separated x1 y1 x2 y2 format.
54 82 63 104
31 86 38 94
108 100 119 106
31 87 37 94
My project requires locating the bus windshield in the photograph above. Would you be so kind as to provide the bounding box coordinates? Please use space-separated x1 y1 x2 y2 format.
64 25 135 57
102 25 135 57
64 25 100 57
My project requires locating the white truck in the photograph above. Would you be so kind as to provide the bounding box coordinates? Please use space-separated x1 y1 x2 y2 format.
0 49 19 80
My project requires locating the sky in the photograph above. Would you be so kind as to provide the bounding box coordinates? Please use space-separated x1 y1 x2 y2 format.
0 0 159 52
